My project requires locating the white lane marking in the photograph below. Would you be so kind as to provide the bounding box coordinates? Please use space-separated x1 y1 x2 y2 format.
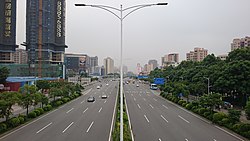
178 115 190 123
83 108 88 114
86 121 94 133
104 100 107 103
143 98 146 101
160 115 169 123
159 138 162 141
134 98 136 101
80 100 85 104
185 139 189 141
62 122 74 133
153 98 158 101
144 115 150 123
137 104 141 109
215 125 245 141
0 109 59 140
162 105 169 109
213 139 217 141
98 107 103 113
66 108 74 114
36 122 52 134
149 104 154 109
83 88 92 95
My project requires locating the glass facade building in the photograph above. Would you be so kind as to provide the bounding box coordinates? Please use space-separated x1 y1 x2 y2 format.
0 0 18 63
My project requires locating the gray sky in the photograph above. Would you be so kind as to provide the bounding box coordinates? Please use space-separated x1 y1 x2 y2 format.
17 0 250 73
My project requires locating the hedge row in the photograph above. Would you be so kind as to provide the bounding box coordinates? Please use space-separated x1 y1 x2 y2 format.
160 93 250 139
0 92 81 134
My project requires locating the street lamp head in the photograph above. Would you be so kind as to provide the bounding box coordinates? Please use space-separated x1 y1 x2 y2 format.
75 4 87 6
156 3 168 5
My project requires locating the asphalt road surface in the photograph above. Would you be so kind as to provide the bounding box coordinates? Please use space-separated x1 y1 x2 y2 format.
0 81 118 141
125 82 247 141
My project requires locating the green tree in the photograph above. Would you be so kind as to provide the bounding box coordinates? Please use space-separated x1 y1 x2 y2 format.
0 67 9 83
49 87 62 101
228 109 241 124
36 80 50 93
0 92 21 121
41 94 49 108
199 93 223 111
18 85 37 116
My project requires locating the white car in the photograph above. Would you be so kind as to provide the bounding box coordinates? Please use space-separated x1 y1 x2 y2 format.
97 86 101 89
136 84 139 87
101 95 108 99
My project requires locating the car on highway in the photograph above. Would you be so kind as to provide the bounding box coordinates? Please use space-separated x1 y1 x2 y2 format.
97 86 101 89
87 96 95 102
106 83 109 86
136 84 139 87
101 95 108 99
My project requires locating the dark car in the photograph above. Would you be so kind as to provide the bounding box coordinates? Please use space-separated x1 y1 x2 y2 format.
87 96 95 102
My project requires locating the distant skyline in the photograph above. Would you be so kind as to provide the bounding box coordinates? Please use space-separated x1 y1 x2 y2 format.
16 0 250 73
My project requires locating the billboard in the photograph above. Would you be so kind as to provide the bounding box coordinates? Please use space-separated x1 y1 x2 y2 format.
153 78 165 85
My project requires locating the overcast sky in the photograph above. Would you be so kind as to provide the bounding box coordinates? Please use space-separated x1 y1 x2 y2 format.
16 0 250 73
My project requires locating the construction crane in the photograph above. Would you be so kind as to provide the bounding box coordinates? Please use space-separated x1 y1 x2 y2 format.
38 0 43 77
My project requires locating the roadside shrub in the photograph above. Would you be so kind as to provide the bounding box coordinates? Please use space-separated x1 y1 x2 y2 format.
56 101 63 106
0 123 7 132
245 100 250 120
36 108 44 114
9 117 20 127
43 104 52 111
221 118 230 125
34 110 41 116
18 116 25 124
69 95 74 100
228 109 241 124
182 102 187 107
185 103 193 110
193 108 199 114
74 93 79 98
238 123 250 133
178 100 186 105
198 108 207 115
213 112 227 124
203 112 212 118
173 98 179 103
28 111 37 118
61 98 68 103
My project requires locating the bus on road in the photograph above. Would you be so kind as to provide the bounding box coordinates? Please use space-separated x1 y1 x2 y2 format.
150 83 158 90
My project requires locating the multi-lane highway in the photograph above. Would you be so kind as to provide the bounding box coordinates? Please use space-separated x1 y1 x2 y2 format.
0 81 118 141
125 82 247 141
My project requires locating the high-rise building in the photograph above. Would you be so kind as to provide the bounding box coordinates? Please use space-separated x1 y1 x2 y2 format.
0 0 18 63
89 56 98 74
25 0 67 75
65 53 89 75
148 59 158 70
136 63 142 75
162 53 179 67
13 48 28 64
103 57 114 75
231 36 250 51
186 48 208 62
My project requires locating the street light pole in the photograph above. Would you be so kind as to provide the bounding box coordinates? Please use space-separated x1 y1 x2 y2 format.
75 3 168 140
120 5 124 141
204 77 210 94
